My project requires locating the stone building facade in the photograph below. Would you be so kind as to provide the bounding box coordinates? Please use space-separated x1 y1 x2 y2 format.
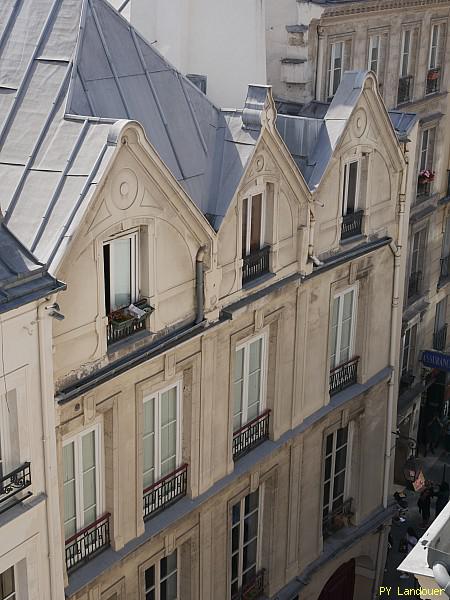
265 0 450 479
0 1 418 599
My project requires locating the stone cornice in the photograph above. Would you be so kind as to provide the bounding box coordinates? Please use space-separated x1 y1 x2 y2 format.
321 0 450 18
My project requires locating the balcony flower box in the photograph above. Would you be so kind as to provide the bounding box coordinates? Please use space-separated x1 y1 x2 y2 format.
427 70 440 81
418 169 435 184
107 300 153 344
109 308 135 330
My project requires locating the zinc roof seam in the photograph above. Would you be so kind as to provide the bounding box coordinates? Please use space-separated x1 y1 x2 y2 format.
129 26 186 180
30 119 90 252
0 0 22 62
178 72 209 156
0 0 62 149
64 0 88 117
3 64 73 224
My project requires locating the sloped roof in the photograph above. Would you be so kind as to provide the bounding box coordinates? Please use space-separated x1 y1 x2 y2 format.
0 0 257 269
276 71 416 190
0 219 65 312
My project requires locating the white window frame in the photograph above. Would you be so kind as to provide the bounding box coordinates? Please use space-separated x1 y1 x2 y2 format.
103 230 139 313
330 285 358 370
0 566 16 600
328 41 344 99
368 34 381 76
242 192 266 257
0 391 17 478
233 333 267 432
322 423 353 519
429 23 443 69
143 549 179 600
230 487 264 597
400 28 412 77
419 127 436 173
401 324 417 376
342 159 361 215
142 380 182 488
62 422 103 539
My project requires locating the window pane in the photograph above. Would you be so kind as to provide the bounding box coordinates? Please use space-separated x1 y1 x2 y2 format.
250 194 262 252
161 573 177 600
145 565 155 591
336 426 348 447
111 237 132 309
324 456 332 481
161 422 177 464
245 490 259 514
346 162 358 212
244 511 259 542
63 443 76 538
143 435 155 477
242 197 248 258
333 471 346 499
143 398 155 436
145 592 155 600
235 348 244 382
242 565 257 587
234 381 243 417
326 433 333 455
323 481 330 508
249 339 262 373
161 388 177 427
161 550 177 578
243 539 258 572
0 567 15 598
232 501 241 525
82 431 95 471
247 372 260 412
232 552 239 582
232 525 240 552
335 447 347 474
342 291 353 320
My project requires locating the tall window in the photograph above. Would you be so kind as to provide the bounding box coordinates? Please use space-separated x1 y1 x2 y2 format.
408 229 426 299
342 161 359 216
231 490 260 597
401 324 417 376
327 40 351 100
429 23 445 70
400 29 412 78
143 383 181 488
330 288 357 370
398 28 417 103
242 194 264 258
368 35 380 75
63 425 102 539
144 550 178 600
0 390 19 479
323 426 350 520
233 336 265 432
435 298 447 335
103 232 138 314
419 128 436 174
0 567 15 600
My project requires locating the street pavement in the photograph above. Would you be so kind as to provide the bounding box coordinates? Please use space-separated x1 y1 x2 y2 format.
382 446 450 595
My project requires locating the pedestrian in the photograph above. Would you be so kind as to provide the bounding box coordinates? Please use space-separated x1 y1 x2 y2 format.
426 415 442 455
417 488 432 526
435 481 450 517
399 528 418 579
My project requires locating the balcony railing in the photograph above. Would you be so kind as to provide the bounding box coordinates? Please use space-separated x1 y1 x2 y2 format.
107 299 152 345
231 569 265 600
407 271 422 300
329 357 359 396
433 324 448 351
397 75 413 104
440 255 450 283
341 210 363 241
416 180 431 199
143 463 188 521
65 512 111 574
0 462 31 506
242 246 270 285
232 410 270 460
426 67 441 95
323 498 353 539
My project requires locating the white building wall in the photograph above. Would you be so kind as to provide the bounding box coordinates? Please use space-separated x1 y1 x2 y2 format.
115 0 267 108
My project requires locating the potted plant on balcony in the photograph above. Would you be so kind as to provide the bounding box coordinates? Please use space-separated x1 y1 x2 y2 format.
427 69 440 80
108 307 135 332
418 169 435 185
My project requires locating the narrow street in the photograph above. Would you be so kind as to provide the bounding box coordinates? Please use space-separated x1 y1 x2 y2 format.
382 446 450 594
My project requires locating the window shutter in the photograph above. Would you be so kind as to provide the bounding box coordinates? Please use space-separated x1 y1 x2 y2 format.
409 28 419 77
343 39 352 72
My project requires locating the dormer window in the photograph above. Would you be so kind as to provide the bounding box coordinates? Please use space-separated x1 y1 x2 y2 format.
103 232 138 315
341 156 367 241
242 193 270 285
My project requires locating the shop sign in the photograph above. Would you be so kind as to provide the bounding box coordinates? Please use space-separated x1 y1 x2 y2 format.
421 350 450 372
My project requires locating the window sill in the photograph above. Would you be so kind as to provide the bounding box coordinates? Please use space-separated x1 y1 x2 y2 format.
340 233 366 247
242 271 276 291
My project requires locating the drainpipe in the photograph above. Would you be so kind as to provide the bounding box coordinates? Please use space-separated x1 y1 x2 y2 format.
432 563 450 595
308 209 323 266
383 151 407 508
195 245 207 324
37 295 65 599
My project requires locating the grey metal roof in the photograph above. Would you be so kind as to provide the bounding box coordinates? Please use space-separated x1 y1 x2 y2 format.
275 71 415 189
0 0 257 269
0 219 65 312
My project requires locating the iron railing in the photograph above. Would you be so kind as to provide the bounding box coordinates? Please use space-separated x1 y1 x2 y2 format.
426 67 441 95
407 271 422 300
397 75 413 104
341 211 363 241
231 569 265 600
440 255 450 282
0 462 31 505
232 410 270 460
323 498 353 539
242 246 270 285
143 463 188 521
107 299 152 345
65 512 111 573
329 357 359 396
433 324 448 351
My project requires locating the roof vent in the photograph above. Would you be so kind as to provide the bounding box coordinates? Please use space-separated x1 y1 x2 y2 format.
186 74 207 94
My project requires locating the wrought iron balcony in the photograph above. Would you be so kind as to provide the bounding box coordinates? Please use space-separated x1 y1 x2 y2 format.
143 463 188 521
440 255 450 283
0 462 31 506
433 324 448 351
65 512 111 574
323 498 353 539
231 569 265 600
329 357 359 396
341 210 363 241
407 271 422 301
232 409 270 460
397 75 413 104
242 246 270 285
426 67 441 95
107 299 152 345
